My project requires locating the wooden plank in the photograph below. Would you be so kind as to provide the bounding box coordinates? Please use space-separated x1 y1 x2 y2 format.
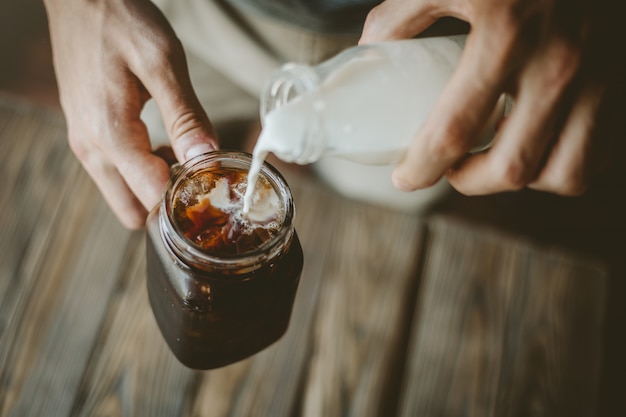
297 188 425 417
0 101 133 417
0 102 68 306
0 101 75 392
1 176 132 417
6 96 610 417
69 233 198 417
398 217 607 417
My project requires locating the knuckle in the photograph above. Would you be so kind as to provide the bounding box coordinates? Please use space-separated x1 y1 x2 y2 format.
559 181 589 196
362 1 425 40
395 170 439 191
428 125 470 160
489 3 543 47
121 210 147 230
543 37 583 86
170 110 204 139
493 157 536 190
362 2 400 32
66 125 114 178
137 35 185 76
67 130 91 163
363 4 383 28
542 168 590 196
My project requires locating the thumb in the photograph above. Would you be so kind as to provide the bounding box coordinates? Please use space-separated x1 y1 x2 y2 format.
359 0 437 44
139 50 219 163
167 105 219 163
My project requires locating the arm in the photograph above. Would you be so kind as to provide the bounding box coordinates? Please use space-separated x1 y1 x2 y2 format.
44 0 218 228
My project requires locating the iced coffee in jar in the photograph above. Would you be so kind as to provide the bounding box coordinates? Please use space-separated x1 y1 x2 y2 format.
146 151 303 370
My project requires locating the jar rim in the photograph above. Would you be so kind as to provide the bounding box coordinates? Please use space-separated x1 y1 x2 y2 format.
160 150 295 272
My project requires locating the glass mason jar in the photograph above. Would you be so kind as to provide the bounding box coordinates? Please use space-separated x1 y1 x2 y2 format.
146 151 303 370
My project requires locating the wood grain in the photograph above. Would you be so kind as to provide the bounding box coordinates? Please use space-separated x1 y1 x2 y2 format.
398 218 607 417
0 98 610 417
0 101 133 416
298 198 423 417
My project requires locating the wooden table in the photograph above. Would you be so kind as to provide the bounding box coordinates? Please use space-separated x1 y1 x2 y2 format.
1 97 623 416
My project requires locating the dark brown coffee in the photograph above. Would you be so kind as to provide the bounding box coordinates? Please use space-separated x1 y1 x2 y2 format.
171 167 279 256
146 151 303 370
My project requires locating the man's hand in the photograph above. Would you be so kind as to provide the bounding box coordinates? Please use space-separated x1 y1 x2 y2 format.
45 0 218 228
361 0 621 197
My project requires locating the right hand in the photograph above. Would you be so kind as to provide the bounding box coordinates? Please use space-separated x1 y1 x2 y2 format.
44 0 218 229
360 0 622 198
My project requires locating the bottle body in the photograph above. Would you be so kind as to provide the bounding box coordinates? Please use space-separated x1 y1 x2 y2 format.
258 35 502 165
146 151 303 369
255 36 498 212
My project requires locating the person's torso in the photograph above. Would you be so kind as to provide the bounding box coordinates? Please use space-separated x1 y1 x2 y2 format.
228 0 382 34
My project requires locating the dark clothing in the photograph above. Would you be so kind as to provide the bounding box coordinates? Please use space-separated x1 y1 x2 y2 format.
228 0 382 34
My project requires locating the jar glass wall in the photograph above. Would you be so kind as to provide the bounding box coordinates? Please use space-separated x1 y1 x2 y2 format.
146 151 303 370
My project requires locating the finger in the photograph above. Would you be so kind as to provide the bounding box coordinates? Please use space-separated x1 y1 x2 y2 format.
528 83 605 195
391 27 512 191
73 141 149 229
359 0 440 43
103 117 173 217
446 36 582 194
132 37 219 163
153 145 178 166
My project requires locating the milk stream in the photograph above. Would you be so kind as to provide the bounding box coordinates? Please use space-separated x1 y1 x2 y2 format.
195 176 279 228
243 36 498 214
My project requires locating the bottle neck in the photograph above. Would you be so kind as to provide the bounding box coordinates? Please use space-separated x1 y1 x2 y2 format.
259 63 327 165
260 63 320 120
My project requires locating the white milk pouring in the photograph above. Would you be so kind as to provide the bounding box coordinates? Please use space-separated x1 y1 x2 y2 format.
243 36 503 214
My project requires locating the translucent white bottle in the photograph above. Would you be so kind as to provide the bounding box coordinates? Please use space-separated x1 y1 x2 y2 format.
247 35 506 213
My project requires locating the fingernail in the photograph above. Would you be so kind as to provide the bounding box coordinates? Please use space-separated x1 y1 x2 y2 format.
392 170 412 191
184 143 215 161
393 179 413 192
